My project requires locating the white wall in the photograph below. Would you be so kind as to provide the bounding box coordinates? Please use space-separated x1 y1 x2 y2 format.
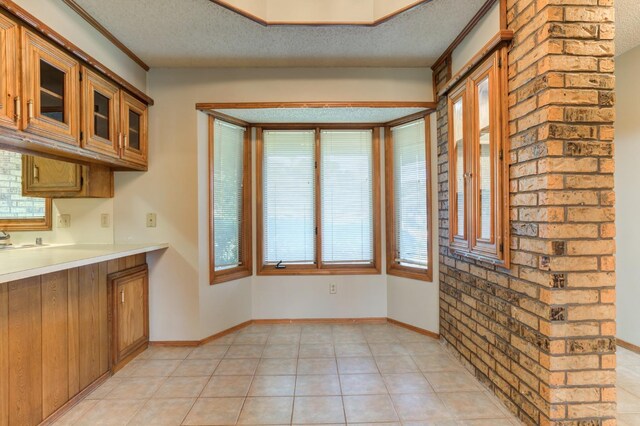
386 114 439 332
451 1 500 75
615 44 640 346
119 67 436 341
13 0 147 91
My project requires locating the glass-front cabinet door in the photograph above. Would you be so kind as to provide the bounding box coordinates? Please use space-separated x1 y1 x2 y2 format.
120 92 147 166
448 83 469 252
21 28 80 145
0 14 18 129
82 68 120 157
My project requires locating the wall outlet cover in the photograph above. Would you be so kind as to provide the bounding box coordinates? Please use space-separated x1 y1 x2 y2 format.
57 214 71 228
146 213 157 228
100 213 110 228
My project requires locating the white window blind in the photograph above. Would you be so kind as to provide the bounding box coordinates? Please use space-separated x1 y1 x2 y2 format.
213 119 245 271
263 130 316 264
320 130 374 264
391 119 429 269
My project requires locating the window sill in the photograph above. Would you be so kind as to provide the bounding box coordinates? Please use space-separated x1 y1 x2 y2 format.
210 267 252 285
387 265 433 282
449 247 510 270
257 265 381 276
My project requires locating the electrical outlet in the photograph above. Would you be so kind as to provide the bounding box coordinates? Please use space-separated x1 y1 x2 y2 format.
330 283 337 294
100 213 110 228
57 214 71 228
146 213 157 228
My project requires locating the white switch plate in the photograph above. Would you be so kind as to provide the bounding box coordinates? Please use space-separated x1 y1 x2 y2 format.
330 283 337 294
100 213 110 228
146 213 157 228
58 214 71 228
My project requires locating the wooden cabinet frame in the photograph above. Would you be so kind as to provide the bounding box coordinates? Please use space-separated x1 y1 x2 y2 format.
256 125 382 276
209 116 253 285
81 67 120 157
0 13 18 129
384 115 433 282
21 28 80 146
447 46 509 267
120 92 148 166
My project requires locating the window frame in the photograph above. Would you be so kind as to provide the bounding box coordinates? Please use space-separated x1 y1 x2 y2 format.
447 46 510 267
0 199 52 231
256 124 382 276
384 114 433 282
209 115 253 285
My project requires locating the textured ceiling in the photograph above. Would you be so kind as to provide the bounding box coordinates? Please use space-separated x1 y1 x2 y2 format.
71 0 486 67
616 0 640 56
213 107 428 123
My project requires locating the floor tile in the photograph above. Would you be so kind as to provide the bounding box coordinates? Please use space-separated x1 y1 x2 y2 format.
105 377 165 399
201 375 253 397
75 399 145 425
384 373 434 394
413 354 464 373
298 358 338 375
333 332 367 344
375 356 419 374
343 394 399 423
146 346 193 360
187 344 229 359
249 375 296 396
234 332 269 345
295 375 341 396
424 371 483 393
85 378 123 399
618 388 640 413
225 344 265 358
457 419 515 426
214 358 260 375
268 333 301 345
619 413 640 426
391 393 452 422
334 343 371 357
293 396 346 424
299 343 335 358
153 376 209 398
438 391 504 419
182 397 244 425
403 341 444 355
337 356 379 374
300 333 334 344
340 373 387 395
128 398 195 425
369 343 409 356
124 360 181 377
52 400 98 425
238 397 294 424
262 344 299 358
257 358 298 375
172 359 220 376
205 333 237 345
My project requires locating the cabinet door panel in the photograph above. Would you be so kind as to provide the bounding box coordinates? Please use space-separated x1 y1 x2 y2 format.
21 28 80 145
78 264 102 390
0 14 18 129
82 68 120 157
120 92 147 166
22 155 82 194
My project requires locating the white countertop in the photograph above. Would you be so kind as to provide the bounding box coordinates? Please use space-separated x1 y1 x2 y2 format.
0 243 169 283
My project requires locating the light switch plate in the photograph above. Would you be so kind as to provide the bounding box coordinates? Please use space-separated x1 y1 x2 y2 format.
146 213 157 228
58 214 71 228
100 213 110 228
330 283 337 294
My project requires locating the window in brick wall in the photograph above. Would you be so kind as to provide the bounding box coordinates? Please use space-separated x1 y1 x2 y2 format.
0 150 52 231
447 47 509 267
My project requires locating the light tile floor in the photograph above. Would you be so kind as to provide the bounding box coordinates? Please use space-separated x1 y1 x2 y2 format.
52 323 528 425
617 347 640 426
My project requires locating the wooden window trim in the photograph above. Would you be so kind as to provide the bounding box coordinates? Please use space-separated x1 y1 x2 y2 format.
447 46 510 268
256 125 381 276
0 198 52 231
209 116 253 285
384 115 433 282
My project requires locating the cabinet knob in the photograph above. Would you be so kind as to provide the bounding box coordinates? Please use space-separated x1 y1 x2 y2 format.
14 96 21 123
121 290 125 304
33 165 39 182
27 99 34 122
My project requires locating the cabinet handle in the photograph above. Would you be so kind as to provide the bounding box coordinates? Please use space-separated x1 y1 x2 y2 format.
14 96 21 123
123 134 128 149
118 132 123 150
121 290 125 304
27 99 34 122
33 165 39 182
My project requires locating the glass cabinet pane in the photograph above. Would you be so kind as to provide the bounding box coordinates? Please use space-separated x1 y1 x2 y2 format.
93 91 110 140
128 110 141 150
39 60 65 123
477 77 492 241
453 97 465 238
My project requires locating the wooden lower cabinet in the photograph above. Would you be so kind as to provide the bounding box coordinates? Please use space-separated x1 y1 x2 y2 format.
109 265 149 372
0 254 147 426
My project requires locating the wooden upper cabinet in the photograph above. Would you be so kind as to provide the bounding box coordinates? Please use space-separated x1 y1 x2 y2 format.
81 68 120 158
21 28 80 146
120 92 148 166
22 155 82 194
0 13 19 129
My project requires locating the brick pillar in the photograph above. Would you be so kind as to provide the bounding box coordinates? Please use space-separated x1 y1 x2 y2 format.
437 1 615 425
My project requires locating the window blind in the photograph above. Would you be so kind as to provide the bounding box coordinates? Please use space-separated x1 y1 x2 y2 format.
320 130 374 264
213 119 246 271
391 119 428 269
263 130 316 264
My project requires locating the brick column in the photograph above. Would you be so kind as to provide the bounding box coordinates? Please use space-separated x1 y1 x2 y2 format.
437 1 615 425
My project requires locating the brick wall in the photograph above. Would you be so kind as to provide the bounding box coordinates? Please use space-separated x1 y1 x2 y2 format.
437 1 616 425
0 150 45 219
